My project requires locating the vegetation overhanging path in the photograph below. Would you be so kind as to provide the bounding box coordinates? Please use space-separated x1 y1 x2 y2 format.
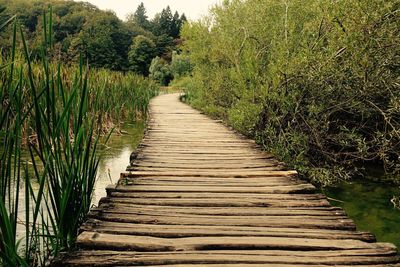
54 93 400 266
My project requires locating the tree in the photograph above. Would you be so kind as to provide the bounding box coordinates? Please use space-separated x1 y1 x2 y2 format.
170 11 181 38
126 2 150 30
0 0 186 73
69 11 131 70
169 12 187 38
128 35 156 76
154 34 173 59
149 56 173 85
152 6 173 36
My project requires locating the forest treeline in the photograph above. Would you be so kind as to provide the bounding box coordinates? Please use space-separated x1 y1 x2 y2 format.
0 0 186 78
181 0 400 185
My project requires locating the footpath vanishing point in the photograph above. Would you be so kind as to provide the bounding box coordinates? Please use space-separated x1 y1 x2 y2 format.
54 93 400 266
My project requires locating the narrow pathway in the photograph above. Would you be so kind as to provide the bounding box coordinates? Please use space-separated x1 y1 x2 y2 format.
55 93 399 266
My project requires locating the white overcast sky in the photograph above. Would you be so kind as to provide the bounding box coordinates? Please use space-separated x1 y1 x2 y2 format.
74 0 221 21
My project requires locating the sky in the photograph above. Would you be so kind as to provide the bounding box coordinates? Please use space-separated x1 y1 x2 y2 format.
74 0 221 21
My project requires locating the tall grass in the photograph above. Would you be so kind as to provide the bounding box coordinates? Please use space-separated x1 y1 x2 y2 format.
0 8 158 266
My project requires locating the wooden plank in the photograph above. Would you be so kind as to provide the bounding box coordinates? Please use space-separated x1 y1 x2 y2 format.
130 162 281 169
101 195 331 208
93 203 344 216
119 175 298 183
127 167 285 172
107 184 314 194
77 232 395 251
55 249 400 266
88 211 355 230
104 192 326 200
133 159 277 164
118 180 299 187
122 170 299 178
81 219 374 241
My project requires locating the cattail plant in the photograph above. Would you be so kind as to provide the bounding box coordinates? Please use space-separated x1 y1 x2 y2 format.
0 7 158 266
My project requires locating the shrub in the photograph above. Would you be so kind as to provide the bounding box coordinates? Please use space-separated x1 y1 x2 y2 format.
182 0 400 185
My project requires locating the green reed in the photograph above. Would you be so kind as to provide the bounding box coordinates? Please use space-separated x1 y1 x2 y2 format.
0 7 158 266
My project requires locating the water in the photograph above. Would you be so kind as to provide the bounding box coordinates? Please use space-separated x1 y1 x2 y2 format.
323 180 400 249
92 121 145 205
9 121 145 243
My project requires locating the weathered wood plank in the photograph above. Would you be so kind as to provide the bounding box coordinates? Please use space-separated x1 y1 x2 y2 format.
101 195 331 208
92 203 344 216
77 232 395 251
88 211 355 230
55 249 400 266
81 219 374 241
107 184 314 194
104 191 326 200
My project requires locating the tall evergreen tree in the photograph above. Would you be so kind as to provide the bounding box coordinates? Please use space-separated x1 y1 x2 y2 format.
158 6 173 35
180 14 187 24
134 2 148 28
170 11 180 38
127 2 149 30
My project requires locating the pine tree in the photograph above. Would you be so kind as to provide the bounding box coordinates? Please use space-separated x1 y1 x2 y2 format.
170 11 180 38
127 2 149 30
158 6 173 35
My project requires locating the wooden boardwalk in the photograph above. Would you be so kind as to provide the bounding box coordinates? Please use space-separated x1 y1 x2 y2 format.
55 93 399 266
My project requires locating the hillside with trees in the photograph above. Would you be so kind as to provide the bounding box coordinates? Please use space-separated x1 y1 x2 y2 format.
0 0 186 74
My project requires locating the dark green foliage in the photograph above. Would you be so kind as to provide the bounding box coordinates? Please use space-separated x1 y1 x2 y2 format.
145 5 187 41
154 34 174 60
70 11 131 70
182 0 400 186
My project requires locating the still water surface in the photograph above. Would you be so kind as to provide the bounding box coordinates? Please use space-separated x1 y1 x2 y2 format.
324 180 400 249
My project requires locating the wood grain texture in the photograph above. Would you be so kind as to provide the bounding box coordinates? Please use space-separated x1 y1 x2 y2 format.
53 93 399 266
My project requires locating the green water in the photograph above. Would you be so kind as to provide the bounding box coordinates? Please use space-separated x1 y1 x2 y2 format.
323 180 400 249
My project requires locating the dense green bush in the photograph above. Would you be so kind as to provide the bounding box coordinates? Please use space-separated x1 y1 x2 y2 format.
182 0 400 185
